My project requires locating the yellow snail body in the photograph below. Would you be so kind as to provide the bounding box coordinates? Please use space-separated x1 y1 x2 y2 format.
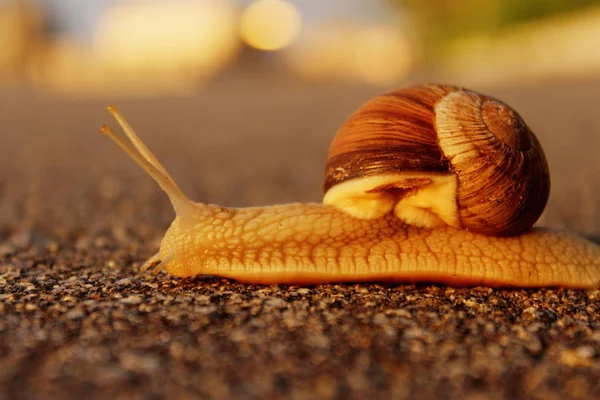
99 84 600 288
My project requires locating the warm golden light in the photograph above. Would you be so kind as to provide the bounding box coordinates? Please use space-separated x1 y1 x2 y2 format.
439 6 600 85
0 2 42 80
283 23 414 85
28 38 205 96
240 0 301 51
27 0 242 96
94 0 239 78
352 25 413 85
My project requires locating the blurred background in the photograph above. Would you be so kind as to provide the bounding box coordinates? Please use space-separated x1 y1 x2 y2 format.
2 0 600 91
0 0 599 239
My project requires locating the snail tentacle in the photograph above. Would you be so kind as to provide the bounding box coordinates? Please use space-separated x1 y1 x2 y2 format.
101 107 196 216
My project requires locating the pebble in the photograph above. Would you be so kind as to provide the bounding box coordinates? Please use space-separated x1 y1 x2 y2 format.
120 295 143 305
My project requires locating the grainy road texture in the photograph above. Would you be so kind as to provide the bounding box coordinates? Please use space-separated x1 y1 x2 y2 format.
1 74 599 399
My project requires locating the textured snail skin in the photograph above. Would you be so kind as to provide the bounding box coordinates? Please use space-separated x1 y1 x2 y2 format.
99 98 600 289
153 203 600 288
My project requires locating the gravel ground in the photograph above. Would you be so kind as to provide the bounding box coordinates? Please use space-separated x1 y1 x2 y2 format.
1 73 599 399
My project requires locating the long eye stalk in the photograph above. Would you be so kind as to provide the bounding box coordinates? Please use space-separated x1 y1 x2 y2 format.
100 106 194 216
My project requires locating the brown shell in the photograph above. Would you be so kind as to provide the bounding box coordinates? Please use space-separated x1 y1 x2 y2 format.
323 84 550 236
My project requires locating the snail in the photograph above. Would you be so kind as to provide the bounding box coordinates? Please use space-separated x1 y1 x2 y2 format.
99 83 600 288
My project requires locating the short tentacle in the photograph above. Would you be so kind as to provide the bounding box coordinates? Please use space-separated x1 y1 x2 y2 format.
140 252 161 272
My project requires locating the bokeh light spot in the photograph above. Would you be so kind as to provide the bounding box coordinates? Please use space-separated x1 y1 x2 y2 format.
240 0 301 51
352 25 413 85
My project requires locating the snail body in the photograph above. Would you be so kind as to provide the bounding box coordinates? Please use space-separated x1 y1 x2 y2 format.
99 84 600 288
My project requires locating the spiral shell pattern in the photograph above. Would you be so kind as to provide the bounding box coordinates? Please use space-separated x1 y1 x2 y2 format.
324 84 550 236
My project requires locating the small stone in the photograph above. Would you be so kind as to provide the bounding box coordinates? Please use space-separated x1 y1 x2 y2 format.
0 243 16 256
66 309 85 319
264 297 287 309
560 346 595 367
47 241 60 253
61 295 77 303
522 306 537 316
11 231 32 248
463 299 478 308
116 278 133 286
119 352 160 374
372 313 388 325
120 295 143 305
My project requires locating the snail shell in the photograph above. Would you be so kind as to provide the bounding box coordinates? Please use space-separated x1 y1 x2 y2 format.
323 84 550 236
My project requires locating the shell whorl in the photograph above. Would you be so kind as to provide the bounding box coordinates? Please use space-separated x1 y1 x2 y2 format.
323 84 550 236
324 84 455 191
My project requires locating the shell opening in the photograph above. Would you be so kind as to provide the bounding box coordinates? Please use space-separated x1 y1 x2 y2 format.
323 172 461 229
